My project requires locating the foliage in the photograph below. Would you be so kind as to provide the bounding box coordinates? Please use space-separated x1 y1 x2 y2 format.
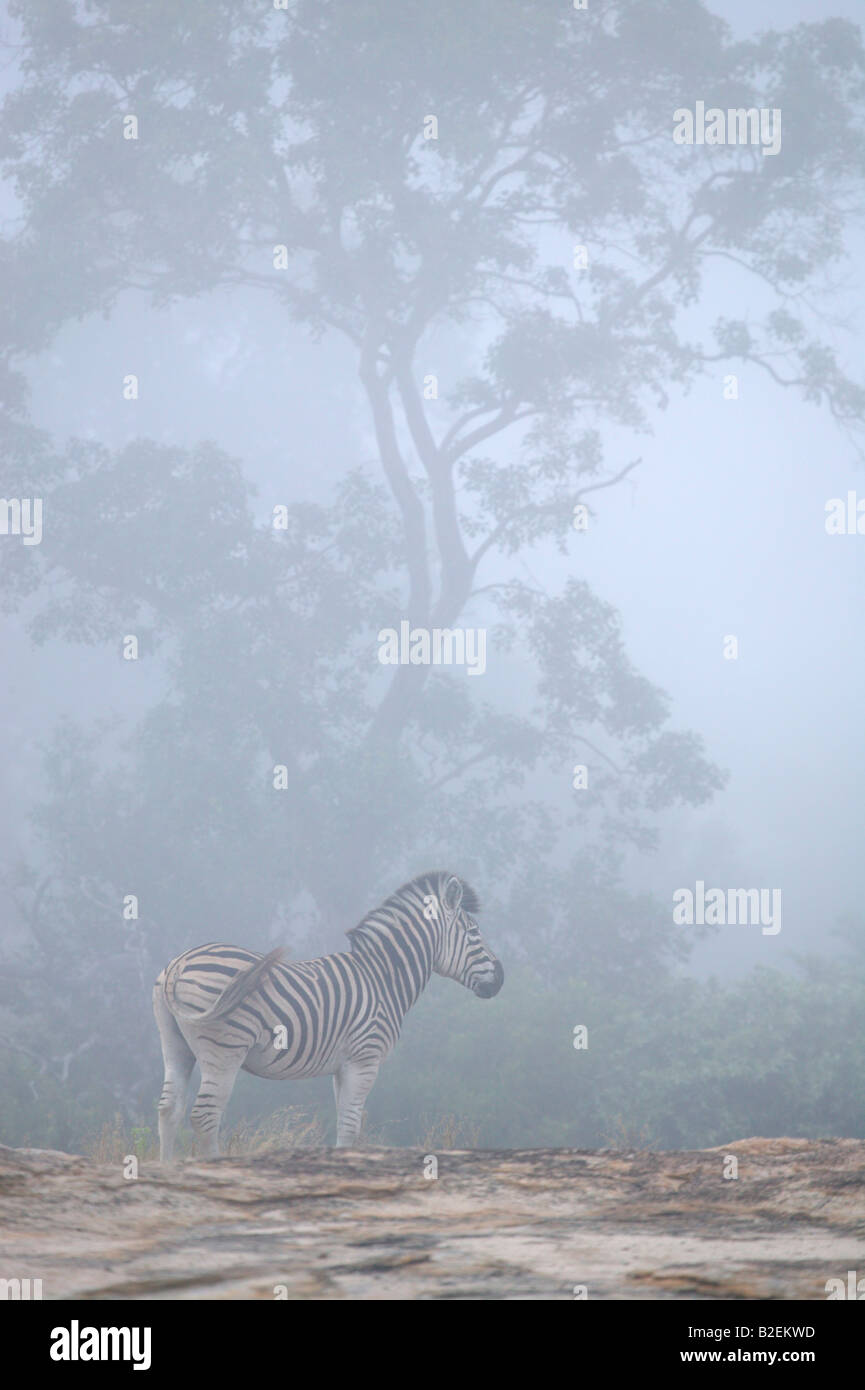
1 1 863 1135
3 943 863 1154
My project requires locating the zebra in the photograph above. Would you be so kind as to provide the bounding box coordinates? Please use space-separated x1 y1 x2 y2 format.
153 871 503 1160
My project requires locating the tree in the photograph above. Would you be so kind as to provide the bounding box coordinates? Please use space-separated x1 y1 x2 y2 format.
1 1 863 1117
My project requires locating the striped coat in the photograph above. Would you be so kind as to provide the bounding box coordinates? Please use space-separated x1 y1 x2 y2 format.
153 871 503 1158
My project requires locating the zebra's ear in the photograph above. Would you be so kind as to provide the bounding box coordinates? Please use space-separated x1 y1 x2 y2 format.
442 875 463 916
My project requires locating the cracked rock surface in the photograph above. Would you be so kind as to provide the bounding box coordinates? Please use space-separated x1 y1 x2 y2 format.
1 1138 862 1299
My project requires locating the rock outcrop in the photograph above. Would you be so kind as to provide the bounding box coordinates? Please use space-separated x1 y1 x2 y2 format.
1 1138 862 1299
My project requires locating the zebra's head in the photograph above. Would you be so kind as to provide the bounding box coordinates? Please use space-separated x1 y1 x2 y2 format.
429 873 503 999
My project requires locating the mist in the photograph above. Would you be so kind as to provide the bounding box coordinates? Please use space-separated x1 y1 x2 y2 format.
1 0 863 1167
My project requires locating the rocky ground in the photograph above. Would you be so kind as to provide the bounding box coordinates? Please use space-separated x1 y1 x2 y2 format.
1 1137 862 1299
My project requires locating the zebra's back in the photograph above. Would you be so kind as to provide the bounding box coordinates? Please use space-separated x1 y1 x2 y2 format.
160 942 385 1080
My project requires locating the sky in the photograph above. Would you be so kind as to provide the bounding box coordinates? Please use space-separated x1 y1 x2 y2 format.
1 0 863 980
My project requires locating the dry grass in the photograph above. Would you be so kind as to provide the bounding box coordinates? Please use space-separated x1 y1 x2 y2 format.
82 1106 326 1163
416 1113 481 1150
83 1114 162 1164
598 1115 656 1152
223 1106 326 1155
82 1107 490 1161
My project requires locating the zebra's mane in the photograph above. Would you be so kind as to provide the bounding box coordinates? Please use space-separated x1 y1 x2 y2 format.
347 871 481 944
404 871 481 917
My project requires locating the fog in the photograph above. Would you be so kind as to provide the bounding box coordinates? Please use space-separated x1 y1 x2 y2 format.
1 0 863 1153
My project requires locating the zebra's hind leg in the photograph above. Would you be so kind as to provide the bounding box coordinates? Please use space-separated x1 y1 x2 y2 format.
153 986 195 1163
334 1059 380 1148
189 1046 248 1159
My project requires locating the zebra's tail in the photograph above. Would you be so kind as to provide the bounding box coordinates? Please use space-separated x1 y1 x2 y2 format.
167 947 285 1023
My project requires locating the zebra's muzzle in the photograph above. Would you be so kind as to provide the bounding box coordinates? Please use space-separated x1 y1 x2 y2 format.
473 961 504 998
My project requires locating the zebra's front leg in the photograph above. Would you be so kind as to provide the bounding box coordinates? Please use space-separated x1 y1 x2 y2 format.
334 1059 380 1148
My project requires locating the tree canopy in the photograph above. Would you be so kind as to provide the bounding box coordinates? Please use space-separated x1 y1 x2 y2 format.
1 0 864 1108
